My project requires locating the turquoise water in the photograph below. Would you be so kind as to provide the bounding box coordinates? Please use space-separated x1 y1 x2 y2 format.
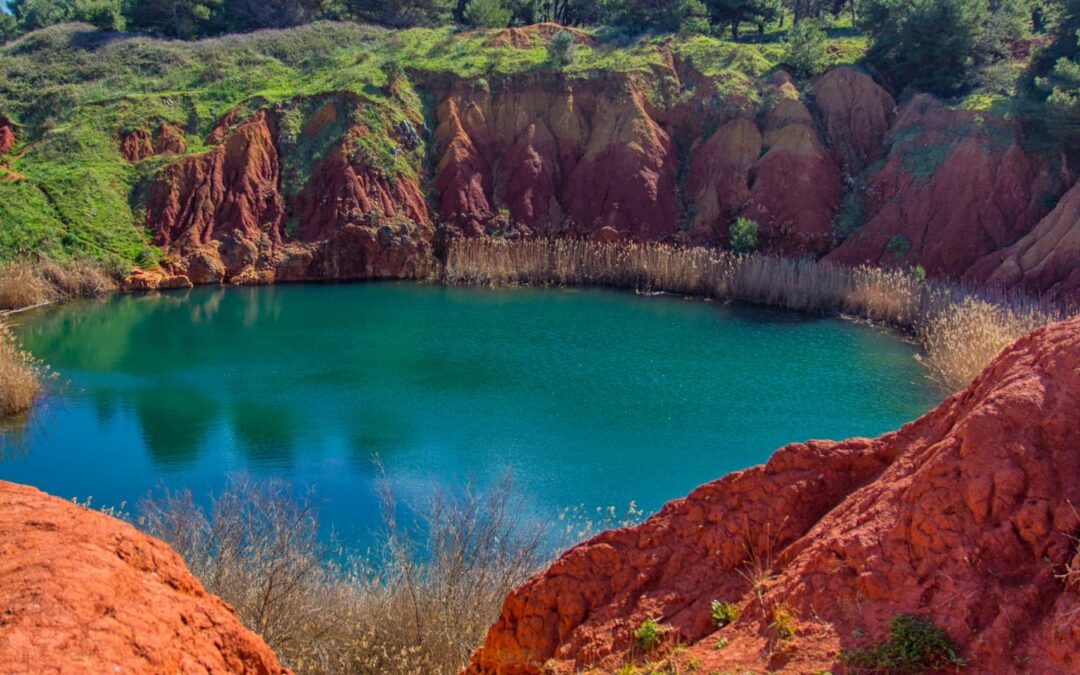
2 283 940 543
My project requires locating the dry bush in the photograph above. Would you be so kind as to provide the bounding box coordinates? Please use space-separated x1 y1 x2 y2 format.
0 259 118 312
140 474 548 675
444 238 1066 392
0 322 41 418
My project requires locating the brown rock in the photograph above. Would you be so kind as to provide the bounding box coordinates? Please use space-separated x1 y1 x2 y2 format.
467 316 1080 674
154 123 187 155
0 481 288 674
121 268 194 291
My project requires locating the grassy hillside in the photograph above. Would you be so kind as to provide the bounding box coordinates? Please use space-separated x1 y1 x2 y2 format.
0 21 868 265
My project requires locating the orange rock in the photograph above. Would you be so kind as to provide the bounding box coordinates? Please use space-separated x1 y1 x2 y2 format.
0 481 288 674
467 316 1080 674
154 123 187 155
121 268 194 291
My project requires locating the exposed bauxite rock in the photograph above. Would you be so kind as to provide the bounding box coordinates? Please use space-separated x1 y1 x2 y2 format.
685 117 761 242
0 481 288 674
826 94 1069 276
813 66 896 175
119 128 155 163
154 123 187 155
0 116 15 155
147 111 284 283
433 74 679 239
467 316 1080 674
738 77 844 254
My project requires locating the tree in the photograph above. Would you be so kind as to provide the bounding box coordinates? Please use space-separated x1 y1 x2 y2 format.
215 0 335 31
348 0 453 27
125 0 221 37
706 0 781 41
783 18 828 76
861 0 989 95
0 12 17 41
547 28 575 65
8 0 124 31
603 0 710 34
462 0 510 27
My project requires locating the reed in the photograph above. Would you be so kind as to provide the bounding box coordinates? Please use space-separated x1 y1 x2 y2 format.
0 259 118 312
444 238 1070 391
0 322 40 418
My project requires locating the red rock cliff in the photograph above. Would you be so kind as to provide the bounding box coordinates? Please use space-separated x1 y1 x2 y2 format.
0 481 288 674
467 315 1080 674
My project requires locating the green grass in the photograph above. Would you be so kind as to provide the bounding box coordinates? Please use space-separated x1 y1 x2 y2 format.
0 20 874 265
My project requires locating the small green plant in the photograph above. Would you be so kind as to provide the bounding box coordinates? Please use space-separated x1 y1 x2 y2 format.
843 614 967 673
711 600 742 627
886 234 911 258
910 265 927 283
769 605 796 641
714 636 729 650
548 29 576 66
634 617 663 653
728 217 759 254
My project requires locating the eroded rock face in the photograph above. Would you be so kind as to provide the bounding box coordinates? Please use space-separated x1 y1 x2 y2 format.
827 95 1069 276
0 116 15 155
467 316 1080 674
433 74 679 239
813 66 896 175
969 181 1080 304
0 481 288 674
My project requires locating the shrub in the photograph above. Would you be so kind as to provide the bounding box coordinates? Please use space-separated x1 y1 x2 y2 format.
710 600 741 627
462 0 511 28
769 605 796 641
784 20 829 78
728 217 759 254
633 617 663 653
886 234 911 258
547 29 576 66
843 614 967 673
140 473 548 675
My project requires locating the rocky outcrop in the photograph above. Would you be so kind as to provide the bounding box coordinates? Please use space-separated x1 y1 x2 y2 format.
827 95 1069 277
813 66 896 175
970 181 1080 304
0 481 288 674
119 124 188 163
0 116 15 156
467 316 1080 674
433 74 679 240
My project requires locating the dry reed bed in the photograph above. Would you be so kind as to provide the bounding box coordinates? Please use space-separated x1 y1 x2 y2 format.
444 239 1068 391
0 259 118 313
0 323 40 418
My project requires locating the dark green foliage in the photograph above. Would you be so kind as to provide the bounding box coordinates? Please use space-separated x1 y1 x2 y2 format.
861 0 989 95
603 0 710 34
348 0 453 27
8 0 125 31
843 614 967 673
783 18 828 77
728 216 759 253
547 28 575 65
706 0 781 41
125 0 221 38
462 0 510 27
886 234 911 257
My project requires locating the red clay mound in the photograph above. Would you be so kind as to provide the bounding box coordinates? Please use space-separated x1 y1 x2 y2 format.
488 24 593 49
467 315 1080 674
0 117 15 156
0 481 288 674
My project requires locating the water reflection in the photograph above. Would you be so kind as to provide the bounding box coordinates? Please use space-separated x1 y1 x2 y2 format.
4 283 943 543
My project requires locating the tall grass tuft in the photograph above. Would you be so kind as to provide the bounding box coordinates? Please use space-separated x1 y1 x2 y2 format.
0 322 40 418
140 474 548 675
0 259 118 312
444 239 1071 391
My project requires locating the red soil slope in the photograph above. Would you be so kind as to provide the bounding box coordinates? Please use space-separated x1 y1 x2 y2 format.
1 116 16 156
467 315 1080 674
0 481 287 674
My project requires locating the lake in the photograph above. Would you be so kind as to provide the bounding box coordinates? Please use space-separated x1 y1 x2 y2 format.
2 283 942 545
